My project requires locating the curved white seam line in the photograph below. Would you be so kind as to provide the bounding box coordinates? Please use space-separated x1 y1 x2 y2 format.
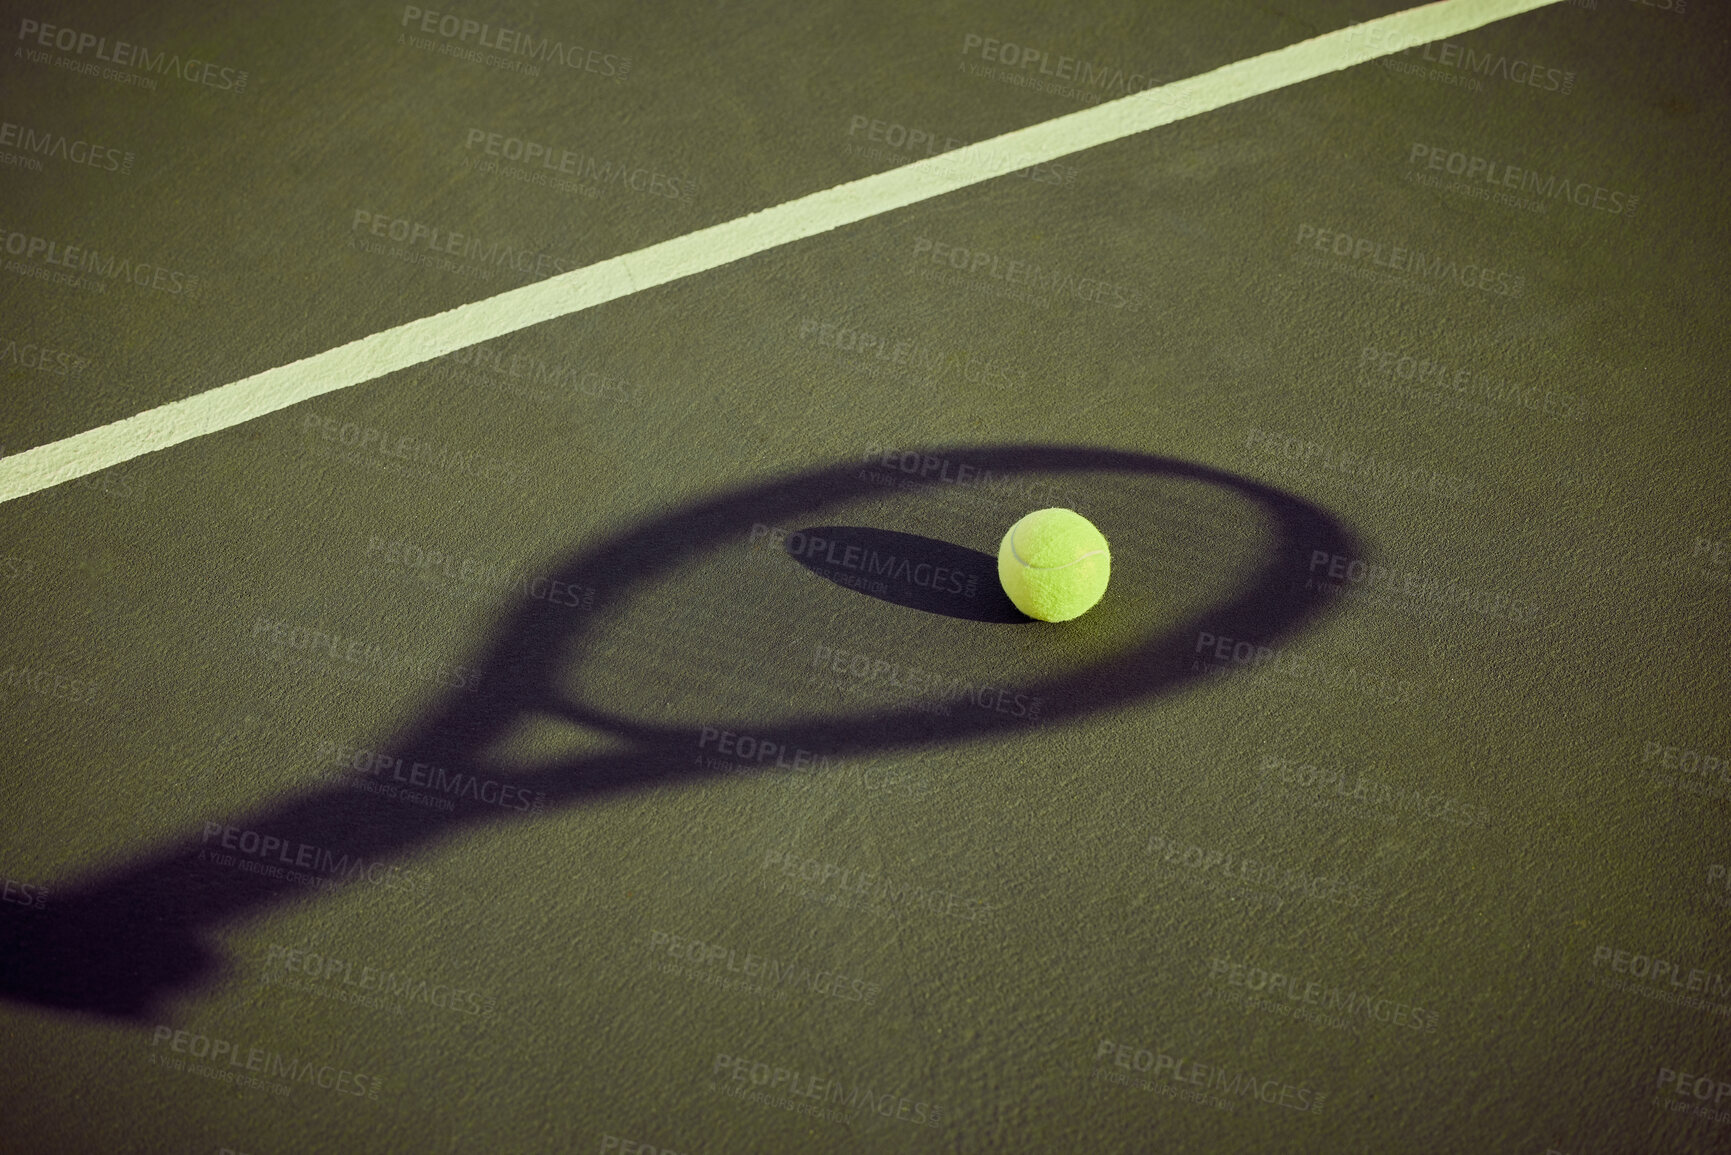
0 0 1564 505
1010 523 1109 570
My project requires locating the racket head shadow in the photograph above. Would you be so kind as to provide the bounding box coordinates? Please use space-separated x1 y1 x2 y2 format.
423 443 1357 772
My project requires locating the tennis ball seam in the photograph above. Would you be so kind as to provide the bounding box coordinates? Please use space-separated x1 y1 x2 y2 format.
1008 524 1108 570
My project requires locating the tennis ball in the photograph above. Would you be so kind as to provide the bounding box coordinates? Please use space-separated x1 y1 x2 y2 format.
997 508 1110 622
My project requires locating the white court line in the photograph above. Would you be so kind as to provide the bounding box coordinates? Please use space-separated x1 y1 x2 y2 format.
0 0 1560 505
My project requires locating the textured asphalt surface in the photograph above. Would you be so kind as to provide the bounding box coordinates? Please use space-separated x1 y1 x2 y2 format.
1 1 1729 1152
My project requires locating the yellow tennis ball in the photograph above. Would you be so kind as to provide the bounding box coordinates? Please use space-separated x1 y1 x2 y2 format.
997 508 1110 622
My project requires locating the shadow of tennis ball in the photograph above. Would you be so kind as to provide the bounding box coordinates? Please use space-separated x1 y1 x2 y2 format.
787 526 1028 623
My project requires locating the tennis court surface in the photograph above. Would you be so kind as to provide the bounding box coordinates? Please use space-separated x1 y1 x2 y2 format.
2 0 1729 1151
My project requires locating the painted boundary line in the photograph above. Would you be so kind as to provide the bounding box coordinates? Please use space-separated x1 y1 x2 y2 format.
0 0 1561 505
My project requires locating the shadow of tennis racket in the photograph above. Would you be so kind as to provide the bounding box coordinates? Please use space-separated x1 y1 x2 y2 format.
0 444 1354 1021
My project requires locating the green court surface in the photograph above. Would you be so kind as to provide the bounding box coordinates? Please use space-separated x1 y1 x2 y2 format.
2 1 1728 1152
